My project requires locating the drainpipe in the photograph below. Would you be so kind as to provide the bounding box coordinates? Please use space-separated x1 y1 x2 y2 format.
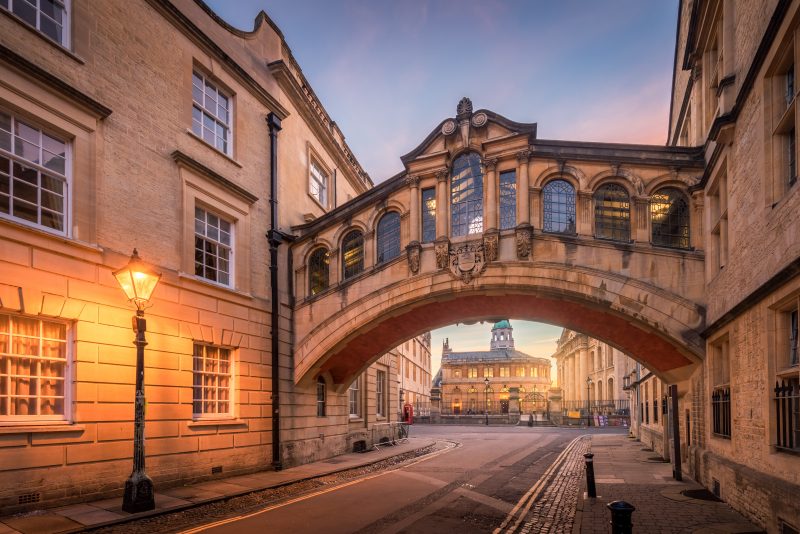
267 112 284 471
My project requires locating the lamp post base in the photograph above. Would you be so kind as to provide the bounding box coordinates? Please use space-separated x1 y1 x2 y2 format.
122 472 155 513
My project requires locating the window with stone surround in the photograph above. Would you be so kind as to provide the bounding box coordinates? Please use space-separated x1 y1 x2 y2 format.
500 366 510 378
376 211 401 264
194 205 233 287
543 179 576 234
192 343 233 419
348 375 362 418
308 247 330 296
316 376 326 417
309 158 329 209
376 370 386 417
421 187 436 243
710 335 731 438
0 314 69 422
484 366 493 378
708 166 728 274
1 0 69 47
766 35 798 205
499 170 516 230
651 188 690 249
450 152 483 237
341 229 364 280
0 109 69 235
468 367 477 378
774 298 800 452
594 183 630 242
192 71 232 155
514 366 525 378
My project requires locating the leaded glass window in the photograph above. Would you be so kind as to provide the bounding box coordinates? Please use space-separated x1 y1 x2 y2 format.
651 188 690 249
499 170 516 230
192 71 231 155
341 230 364 279
376 212 401 264
194 206 233 286
594 183 630 242
421 188 436 243
0 110 68 233
308 247 329 296
2 0 68 45
192 344 232 418
450 153 483 237
543 180 576 234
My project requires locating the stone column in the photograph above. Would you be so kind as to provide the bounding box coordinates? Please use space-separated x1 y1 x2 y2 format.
578 348 587 404
363 230 375 270
690 190 704 251
435 169 448 239
407 175 420 243
483 157 498 231
633 196 650 244
577 191 593 237
517 150 531 225
530 187 542 230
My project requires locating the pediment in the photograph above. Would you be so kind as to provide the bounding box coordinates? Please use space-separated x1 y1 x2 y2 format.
400 98 537 168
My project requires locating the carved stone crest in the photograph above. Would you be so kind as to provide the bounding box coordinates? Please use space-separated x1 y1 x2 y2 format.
406 241 421 274
434 238 450 269
447 241 487 284
471 112 488 128
515 224 532 259
483 230 499 262
441 119 457 136
456 97 473 120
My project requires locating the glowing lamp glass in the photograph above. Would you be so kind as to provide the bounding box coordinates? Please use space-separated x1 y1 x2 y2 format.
114 249 161 308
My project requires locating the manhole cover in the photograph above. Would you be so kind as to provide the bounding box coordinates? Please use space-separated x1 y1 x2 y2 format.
681 489 722 502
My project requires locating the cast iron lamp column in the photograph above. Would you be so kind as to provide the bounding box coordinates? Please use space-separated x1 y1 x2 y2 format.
484 377 490 426
114 249 161 513
586 376 593 427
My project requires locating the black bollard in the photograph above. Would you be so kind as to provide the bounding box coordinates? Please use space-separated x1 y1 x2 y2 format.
607 500 635 533
584 452 597 498
527 413 534 427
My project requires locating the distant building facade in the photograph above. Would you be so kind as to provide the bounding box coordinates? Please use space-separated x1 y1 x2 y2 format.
440 321 551 415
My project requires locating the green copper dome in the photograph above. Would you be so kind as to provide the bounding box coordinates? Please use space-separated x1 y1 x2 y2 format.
492 319 511 329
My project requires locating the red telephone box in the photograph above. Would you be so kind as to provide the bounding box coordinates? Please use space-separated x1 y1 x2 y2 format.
403 403 414 424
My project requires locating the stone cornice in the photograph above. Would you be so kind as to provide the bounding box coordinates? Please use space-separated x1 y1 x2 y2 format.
533 139 705 169
171 150 258 204
0 44 112 118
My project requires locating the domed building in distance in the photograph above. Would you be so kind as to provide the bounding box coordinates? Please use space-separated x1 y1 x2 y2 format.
439 320 552 415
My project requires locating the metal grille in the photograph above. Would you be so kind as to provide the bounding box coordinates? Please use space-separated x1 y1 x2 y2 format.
450 153 483 237
543 179 576 234
421 188 436 242
308 247 330 296
376 212 401 263
341 230 364 280
499 170 516 230
594 183 630 241
774 378 799 451
651 188 690 249
712 386 731 438
791 309 798 367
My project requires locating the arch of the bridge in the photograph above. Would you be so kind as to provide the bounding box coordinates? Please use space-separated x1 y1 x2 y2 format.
294 264 705 390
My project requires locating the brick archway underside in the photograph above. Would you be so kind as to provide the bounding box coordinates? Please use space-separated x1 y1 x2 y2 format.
311 293 702 388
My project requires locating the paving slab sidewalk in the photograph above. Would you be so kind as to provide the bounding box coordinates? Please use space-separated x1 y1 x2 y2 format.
574 434 764 534
0 437 435 534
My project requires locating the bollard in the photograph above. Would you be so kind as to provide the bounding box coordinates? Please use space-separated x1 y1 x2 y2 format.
584 452 597 498
527 413 534 427
607 500 635 534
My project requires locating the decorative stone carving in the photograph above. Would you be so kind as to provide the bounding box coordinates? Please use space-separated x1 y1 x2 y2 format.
483 230 499 262
456 97 473 120
436 168 449 182
517 149 531 163
405 175 420 188
441 119 457 136
515 224 533 259
406 241 421 274
434 238 450 269
447 241 487 284
471 112 488 128
481 157 498 172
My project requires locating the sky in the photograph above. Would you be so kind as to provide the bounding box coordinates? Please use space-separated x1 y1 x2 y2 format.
205 1 679 378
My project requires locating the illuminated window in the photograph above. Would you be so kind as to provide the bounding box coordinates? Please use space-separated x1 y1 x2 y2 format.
543 179 576 234
0 314 68 421
514 366 525 377
651 188 690 249
421 187 436 242
484 366 494 378
0 109 69 234
1 0 69 46
376 212 401 264
192 71 231 155
308 247 330 296
499 170 516 230
341 230 364 280
450 152 483 237
348 375 361 418
594 183 630 242
500 366 510 378
192 344 233 419
468 367 477 378
309 160 328 208
194 206 233 287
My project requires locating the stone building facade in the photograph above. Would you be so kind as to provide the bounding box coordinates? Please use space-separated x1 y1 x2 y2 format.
439 321 551 415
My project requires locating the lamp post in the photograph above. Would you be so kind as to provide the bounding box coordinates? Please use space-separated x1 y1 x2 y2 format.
586 377 593 427
484 377 490 426
114 249 161 513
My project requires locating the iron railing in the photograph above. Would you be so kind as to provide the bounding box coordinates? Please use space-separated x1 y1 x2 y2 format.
774 379 799 451
712 386 731 438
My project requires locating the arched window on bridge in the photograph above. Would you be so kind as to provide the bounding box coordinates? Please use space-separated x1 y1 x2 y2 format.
594 183 630 242
650 187 690 249
543 179 576 234
450 152 483 237
308 247 330 296
341 229 364 280
376 211 401 264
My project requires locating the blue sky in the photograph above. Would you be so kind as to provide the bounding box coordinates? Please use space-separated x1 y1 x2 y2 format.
206 1 679 378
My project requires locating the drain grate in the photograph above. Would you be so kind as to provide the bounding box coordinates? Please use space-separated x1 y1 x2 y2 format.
681 489 723 502
18 492 40 505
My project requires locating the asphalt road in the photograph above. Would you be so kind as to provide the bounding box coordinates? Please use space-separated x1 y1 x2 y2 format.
182 426 618 534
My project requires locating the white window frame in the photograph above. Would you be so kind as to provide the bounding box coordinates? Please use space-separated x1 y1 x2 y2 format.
191 343 235 420
309 159 328 209
194 204 234 288
0 313 71 423
191 70 233 156
1 0 71 48
0 108 71 236
348 375 362 419
316 377 326 417
376 370 386 417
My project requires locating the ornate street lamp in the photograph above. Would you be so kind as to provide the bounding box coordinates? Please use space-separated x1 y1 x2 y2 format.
484 377 490 426
586 376 593 427
113 249 161 513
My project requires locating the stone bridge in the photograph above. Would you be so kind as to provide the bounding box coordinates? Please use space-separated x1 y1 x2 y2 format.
290 99 707 390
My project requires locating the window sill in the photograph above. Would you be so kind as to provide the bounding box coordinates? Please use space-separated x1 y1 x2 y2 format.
307 193 329 212
0 9 85 64
773 445 800 457
0 217 103 253
188 419 247 429
0 423 85 434
178 272 254 299
186 130 242 168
